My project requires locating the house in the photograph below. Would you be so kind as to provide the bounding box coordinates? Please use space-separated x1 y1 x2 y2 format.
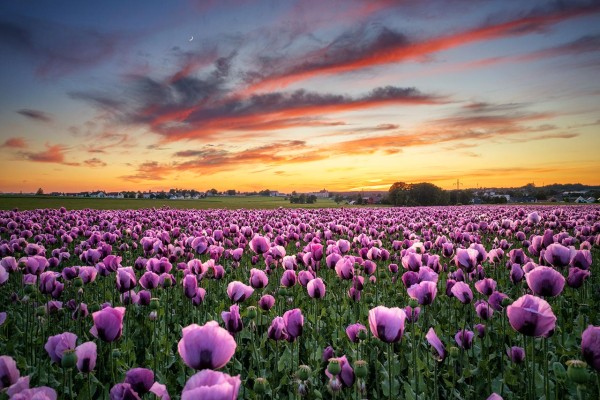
574 196 588 203
106 192 124 199
90 191 106 198
269 191 280 197
586 197 596 203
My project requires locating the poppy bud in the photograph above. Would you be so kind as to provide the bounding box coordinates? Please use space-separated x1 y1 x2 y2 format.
501 297 513 307
357 329 368 341
449 346 459 359
73 277 83 288
408 299 419 308
112 349 121 358
354 360 367 378
254 378 268 394
566 360 588 384
61 350 77 369
297 365 311 381
25 284 35 294
327 359 341 376
150 298 160 310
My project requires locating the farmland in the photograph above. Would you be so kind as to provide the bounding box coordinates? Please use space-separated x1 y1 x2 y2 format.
0 195 341 211
0 205 599 399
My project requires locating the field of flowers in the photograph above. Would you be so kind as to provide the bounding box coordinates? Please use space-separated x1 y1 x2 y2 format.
0 205 599 399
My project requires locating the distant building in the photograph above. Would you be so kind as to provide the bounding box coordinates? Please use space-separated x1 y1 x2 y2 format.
106 192 124 199
90 191 106 198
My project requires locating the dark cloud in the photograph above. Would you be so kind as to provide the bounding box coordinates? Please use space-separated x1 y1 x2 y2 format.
17 109 53 122
83 158 107 168
0 13 132 78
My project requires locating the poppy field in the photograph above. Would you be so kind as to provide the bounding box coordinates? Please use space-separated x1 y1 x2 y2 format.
0 205 599 400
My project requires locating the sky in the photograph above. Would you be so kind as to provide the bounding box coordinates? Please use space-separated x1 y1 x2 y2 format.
0 0 599 194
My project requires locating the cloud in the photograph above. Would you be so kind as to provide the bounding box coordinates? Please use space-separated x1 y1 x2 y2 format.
0 137 27 149
20 144 79 166
83 158 107 168
17 109 53 122
241 2 600 92
0 13 133 78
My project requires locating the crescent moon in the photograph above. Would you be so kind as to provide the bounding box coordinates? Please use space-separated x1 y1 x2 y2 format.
189 36 194 42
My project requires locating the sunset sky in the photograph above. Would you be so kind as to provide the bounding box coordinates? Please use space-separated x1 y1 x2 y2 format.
1 0 599 193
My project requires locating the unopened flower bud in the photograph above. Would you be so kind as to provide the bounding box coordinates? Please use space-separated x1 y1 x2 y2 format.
61 350 77 369
354 360 368 378
408 299 419 308
150 298 160 310
73 277 83 288
297 365 311 381
327 359 341 376
449 346 459 359
328 377 342 393
501 297 513 307
566 360 588 384
357 329 368 341
112 349 121 358
254 378 268 394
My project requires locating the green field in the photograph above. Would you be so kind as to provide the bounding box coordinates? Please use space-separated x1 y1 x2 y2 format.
0 195 348 210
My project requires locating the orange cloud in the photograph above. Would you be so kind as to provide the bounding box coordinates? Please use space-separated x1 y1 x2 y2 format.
21 144 79 166
1 137 27 149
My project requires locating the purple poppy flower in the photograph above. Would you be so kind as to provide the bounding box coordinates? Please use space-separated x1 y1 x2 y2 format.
335 257 354 280
140 271 160 290
0 355 19 389
582 325 600 371
183 275 198 299
146 257 173 274
307 278 326 299
250 235 270 255
475 300 493 320
507 346 525 364
178 321 237 370
401 271 419 288
454 248 478 272
90 306 126 342
116 267 137 293
570 250 592 270
345 323 367 343
325 355 355 388
426 327 446 361
221 304 243 335
487 393 503 400
525 265 565 297
474 278 497 296
475 323 486 338
280 269 297 287
124 368 154 396
450 281 473 304
249 268 268 289
75 341 97 373
404 306 421 323
78 266 97 284
258 294 275 311
508 249 527 265
543 243 572 267
368 306 406 343
567 267 590 289
181 369 240 400
10 386 57 400
267 316 288 341
110 383 140 400
45 332 77 364
507 294 556 337
469 243 487 264
401 252 422 272
298 270 315 287
283 308 304 341
226 281 254 303
0 257 17 273
455 329 475 349
407 281 437 306
322 346 335 362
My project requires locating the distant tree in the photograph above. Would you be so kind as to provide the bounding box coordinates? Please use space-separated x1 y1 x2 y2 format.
307 195 317 204
36 188 44 196
409 182 447 206
334 194 344 204
208 188 218 195
259 189 271 196
226 189 237 196
388 181 411 206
